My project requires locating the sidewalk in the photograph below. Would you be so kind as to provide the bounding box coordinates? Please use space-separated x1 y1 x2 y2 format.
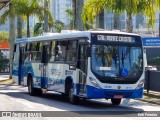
0 74 13 84
0 75 10 81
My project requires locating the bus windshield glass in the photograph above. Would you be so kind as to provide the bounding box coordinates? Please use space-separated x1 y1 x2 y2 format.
91 34 143 80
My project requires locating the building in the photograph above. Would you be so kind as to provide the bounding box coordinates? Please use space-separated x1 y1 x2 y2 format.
100 10 160 36
51 0 72 30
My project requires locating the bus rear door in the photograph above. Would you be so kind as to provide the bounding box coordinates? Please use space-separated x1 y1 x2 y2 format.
41 41 51 89
18 43 26 85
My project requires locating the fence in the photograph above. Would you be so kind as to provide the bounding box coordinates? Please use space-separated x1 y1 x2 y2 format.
144 70 160 93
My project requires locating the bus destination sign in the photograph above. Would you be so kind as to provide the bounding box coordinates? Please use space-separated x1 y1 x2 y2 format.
97 35 135 42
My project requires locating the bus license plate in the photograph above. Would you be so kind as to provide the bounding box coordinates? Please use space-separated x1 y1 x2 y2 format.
114 95 123 99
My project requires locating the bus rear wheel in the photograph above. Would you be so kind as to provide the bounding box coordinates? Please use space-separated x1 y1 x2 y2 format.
111 98 121 105
69 88 79 104
28 77 42 96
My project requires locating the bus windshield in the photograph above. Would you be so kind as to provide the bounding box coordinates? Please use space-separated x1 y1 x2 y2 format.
91 44 143 80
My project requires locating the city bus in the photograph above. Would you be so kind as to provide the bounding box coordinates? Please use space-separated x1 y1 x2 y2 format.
12 30 145 105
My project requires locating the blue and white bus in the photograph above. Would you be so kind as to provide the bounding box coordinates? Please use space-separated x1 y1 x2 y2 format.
12 30 145 105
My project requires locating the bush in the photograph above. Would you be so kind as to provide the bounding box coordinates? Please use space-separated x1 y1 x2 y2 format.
0 59 9 72
147 57 160 66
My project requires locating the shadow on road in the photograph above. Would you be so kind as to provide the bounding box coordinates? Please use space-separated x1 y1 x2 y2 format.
0 84 144 114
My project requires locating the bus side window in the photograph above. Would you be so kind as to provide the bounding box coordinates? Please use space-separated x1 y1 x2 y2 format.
66 40 78 62
30 42 38 61
37 42 42 61
55 41 67 61
13 44 19 61
49 41 55 62
14 45 16 52
13 45 16 61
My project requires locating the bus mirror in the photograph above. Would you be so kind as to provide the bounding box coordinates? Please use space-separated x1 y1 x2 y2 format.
87 47 91 57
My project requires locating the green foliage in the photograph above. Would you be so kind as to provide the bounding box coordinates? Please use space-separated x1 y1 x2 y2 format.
0 31 9 41
0 0 53 37
147 57 160 66
53 20 65 33
34 23 43 36
82 0 158 31
65 8 74 30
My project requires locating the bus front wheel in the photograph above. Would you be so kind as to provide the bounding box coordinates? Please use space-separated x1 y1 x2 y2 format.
111 98 121 105
69 88 79 104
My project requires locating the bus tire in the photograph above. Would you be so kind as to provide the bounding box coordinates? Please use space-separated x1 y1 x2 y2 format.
111 98 121 105
28 76 42 96
69 88 79 104
28 77 36 96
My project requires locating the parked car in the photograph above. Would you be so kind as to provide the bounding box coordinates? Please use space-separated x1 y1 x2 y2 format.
145 66 157 70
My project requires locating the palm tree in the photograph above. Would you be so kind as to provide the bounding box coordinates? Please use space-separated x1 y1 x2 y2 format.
72 0 84 30
52 20 65 33
65 8 74 30
14 0 46 37
0 0 47 38
43 0 49 32
82 0 157 32
34 19 64 35
9 3 16 78
0 2 16 78
34 22 43 36
17 16 23 38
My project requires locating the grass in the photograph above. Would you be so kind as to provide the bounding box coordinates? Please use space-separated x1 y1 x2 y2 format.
141 91 160 105
0 79 14 85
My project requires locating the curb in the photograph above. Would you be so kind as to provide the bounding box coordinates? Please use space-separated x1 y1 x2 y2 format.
138 99 160 105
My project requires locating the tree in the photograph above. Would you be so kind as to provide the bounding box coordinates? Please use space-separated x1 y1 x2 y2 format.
13 0 45 37
65 8 74 30
43 0 49 32
0 31 9 41
34 23 43 36
65 7 91 30
17 16 23 38
82 0 157 32
0 2 16 78
72 0 84 30
0 0 45 37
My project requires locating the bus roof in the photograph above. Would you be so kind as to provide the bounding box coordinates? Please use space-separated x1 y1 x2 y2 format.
15 30 140 44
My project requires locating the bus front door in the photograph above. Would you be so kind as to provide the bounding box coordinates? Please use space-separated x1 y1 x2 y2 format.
78 44 88 96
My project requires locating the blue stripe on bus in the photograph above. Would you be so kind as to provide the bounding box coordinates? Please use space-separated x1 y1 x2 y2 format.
86 85 143 99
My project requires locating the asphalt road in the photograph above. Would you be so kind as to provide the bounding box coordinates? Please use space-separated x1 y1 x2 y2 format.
0 84 160 120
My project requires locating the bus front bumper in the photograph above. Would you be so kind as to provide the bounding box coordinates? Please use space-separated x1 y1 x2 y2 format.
86 85 143 99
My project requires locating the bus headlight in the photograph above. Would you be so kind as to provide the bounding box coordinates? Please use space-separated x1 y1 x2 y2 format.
89 77 101 88
136 80 144 89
